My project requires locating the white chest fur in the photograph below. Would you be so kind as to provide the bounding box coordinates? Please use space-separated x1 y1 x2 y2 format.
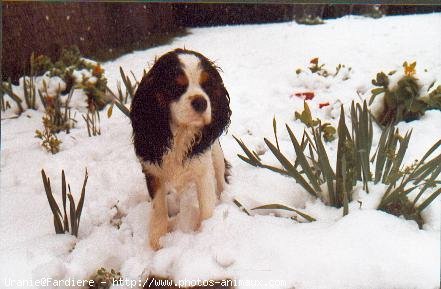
140 126 214 195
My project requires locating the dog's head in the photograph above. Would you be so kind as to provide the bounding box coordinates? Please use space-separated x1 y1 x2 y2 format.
130 49 231 164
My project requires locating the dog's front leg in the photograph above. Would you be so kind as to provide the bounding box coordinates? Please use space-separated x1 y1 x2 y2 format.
146 174 168 250
195 163 217 226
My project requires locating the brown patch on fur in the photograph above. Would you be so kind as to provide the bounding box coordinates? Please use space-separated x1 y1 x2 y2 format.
224 159 231 184
145 173 160 199
176 73 189 86
143 275 235 289
199 70 209 84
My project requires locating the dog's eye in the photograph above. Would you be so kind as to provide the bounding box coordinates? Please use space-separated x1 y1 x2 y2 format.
199 71 209 84
176 74 188 86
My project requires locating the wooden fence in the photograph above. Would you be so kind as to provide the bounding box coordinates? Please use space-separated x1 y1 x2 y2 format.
2 3 440 82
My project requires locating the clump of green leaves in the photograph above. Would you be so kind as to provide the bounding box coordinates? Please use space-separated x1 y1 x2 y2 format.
88 268 122 289
295 101 336 142
375 128 441 228
235 101 440 227
32 54 53 76
35 117 63 154
41 169 88 237
35 86 76 153
308 57 328 76
370 61 441 126
296 58 351 79
32 46 109 111
38 85 76 134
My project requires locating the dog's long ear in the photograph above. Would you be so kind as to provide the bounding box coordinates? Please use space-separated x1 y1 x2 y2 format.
130 73 172 165
190 67 232 157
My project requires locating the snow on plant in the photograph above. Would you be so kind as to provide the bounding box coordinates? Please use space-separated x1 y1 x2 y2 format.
235 101 441 227
369 61 441 126
41 169 88 237
1 47 109 118
32 46 108 110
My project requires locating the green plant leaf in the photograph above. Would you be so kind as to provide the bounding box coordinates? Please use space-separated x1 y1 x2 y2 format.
41 170 63 233
107 104 113 118
233 199 250 216
417 188 441 213
75 169 88 229
233 135 260 163
286 124 322 192
273 116 280 151
67 186 77 237
295 101 319 127
61 170 69 232
264 137 318 197
312 127 336 202
413 165 441 205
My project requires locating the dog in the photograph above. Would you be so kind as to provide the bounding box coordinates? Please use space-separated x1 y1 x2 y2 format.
130 49 232 250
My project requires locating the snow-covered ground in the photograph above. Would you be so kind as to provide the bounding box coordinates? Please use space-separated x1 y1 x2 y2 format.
1 13 440 289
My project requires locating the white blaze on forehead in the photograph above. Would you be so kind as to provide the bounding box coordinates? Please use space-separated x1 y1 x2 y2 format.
171 52 212 127
178 53 202 84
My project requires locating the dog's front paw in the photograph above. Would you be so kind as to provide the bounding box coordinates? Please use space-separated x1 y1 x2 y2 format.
149 235 162 251
149 223 168 251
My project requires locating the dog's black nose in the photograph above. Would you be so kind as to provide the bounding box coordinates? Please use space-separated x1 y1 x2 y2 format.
191 96 207 113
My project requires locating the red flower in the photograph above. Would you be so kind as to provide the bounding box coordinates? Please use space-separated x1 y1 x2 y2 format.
293 92 315 100
319 102 330 109
92 64 104 77
310 57 319 65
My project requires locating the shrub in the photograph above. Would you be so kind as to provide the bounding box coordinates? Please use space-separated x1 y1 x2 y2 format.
235 101 441 227
35 118 62 154
32 46 109 111
295 57 352 80
38 85 76 134
370 61 441 126
41 169 88 237
2 47 109 119
35 86 76 153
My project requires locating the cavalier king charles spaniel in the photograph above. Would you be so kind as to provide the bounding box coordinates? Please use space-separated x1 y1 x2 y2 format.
130 49 231 250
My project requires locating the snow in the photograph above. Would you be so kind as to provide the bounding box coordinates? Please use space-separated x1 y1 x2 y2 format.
1 14 440 289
